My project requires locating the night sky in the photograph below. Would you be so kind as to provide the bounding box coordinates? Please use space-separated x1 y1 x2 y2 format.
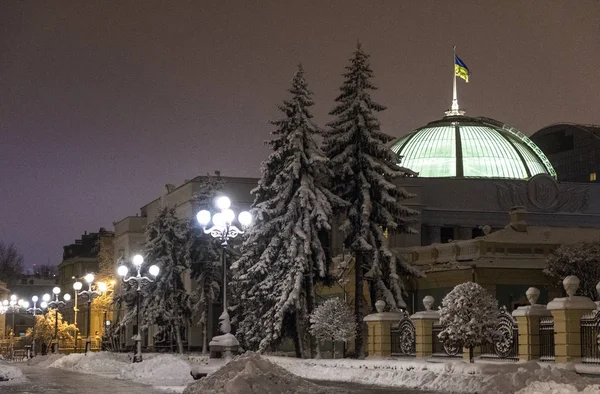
1 1 599 270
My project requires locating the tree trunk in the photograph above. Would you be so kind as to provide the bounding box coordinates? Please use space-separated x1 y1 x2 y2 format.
332 338 336 359
291 315 302 358
175 323 184 355
469 346 474 363
305 273 317 358
354 252 365 359
202 320 208 355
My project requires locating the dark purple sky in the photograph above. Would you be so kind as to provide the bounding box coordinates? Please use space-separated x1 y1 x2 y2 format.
1 1 599 270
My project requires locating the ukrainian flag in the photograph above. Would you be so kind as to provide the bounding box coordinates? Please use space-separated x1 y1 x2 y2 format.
455 55 470 83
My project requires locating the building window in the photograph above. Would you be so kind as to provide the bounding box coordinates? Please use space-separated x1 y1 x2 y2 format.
591 172 597 182
440 227 454 243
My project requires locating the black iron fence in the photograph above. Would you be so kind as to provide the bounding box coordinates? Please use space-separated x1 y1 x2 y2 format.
390 311 415 357
539 317 555 362
480 306 518 361
581 310 600 364
431 322 462 358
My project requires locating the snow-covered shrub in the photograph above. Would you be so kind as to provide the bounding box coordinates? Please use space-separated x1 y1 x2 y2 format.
438 282 499 363
309 297 355 358
544 241 600 299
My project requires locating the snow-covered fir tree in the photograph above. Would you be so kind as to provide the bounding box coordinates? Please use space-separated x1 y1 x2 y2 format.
324 43 419 358
544 241 600 299
309 297 355 358
187 171 225 354
438 282 499 363
139 205 192 354
232 65 340 357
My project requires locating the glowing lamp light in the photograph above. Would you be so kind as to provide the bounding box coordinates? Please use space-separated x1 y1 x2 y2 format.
10 295 16 302
22 301 29 309
216 196 231 210
117 265 128 277
2 300 7 306
42 294 51 302
222 208 235 224
196 210 211 226
212 212 225 227
17 299 23 306
53 287 61 295
97 282 107 293
63 293 71 302
149 265 159 277
85 273 94 284
32 295 38 303
73 281 83 291
40 301 48 309
238 211 252 227
133 254 144 267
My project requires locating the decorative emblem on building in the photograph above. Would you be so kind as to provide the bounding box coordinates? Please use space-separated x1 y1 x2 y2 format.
495 174 589 213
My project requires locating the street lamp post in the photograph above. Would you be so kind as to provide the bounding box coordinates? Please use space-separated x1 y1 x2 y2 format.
45 287 70 353
196 195 252 358
75 274 104 355
2 295 23 360
26 296 44 358
73 280 82 352
117 254 159 363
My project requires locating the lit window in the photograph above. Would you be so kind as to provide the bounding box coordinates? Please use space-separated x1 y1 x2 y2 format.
591 173 597 181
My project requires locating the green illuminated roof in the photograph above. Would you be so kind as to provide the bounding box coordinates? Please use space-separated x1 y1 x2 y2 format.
391 116 556 179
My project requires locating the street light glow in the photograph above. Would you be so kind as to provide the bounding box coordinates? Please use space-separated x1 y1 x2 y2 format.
22 301 29 309
85 273 94 284
196 210 211 226
97 282 107 293
222 208 235 224
73 281 83 291
212 212 225 227
43 294 51 302
63 293 71 302
133 254 144 266
53 287 61 295
216 196 231 210
10 295 16 301
117 265 128 277
32 295 38 302
149 265 159 277
40 301 48 309
238 211 252 227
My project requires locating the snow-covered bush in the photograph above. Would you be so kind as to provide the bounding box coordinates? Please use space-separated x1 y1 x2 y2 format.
309 298 355 358
438 282 499 363
544 241 600 299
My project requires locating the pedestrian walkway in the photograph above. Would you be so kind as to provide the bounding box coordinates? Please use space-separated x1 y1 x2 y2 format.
2 363 167 394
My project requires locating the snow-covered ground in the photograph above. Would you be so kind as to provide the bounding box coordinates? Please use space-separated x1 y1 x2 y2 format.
0 360 26 385
31 352 199 392
22 351 600 393
267 356 600 394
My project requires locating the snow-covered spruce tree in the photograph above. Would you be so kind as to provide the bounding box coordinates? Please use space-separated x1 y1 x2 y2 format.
544 241 600 299
187 171 225 354
309 297 355 358
232 65 340 357
139 205 192 354
324 43 419 358
438 282 499 363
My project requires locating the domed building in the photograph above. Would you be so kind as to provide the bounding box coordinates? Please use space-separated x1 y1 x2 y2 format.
391 115 556 180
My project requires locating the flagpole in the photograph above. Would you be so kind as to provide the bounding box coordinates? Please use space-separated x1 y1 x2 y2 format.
452 45 458 112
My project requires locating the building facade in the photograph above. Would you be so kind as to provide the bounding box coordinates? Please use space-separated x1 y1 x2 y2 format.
530 123 600 184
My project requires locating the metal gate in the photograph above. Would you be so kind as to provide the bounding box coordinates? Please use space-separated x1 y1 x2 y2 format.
481 306 519 361
390 311 415 357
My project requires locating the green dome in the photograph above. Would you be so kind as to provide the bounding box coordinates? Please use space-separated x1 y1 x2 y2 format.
391 116 556 179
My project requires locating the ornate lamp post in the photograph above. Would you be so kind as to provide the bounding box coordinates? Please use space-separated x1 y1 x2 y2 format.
117 254 159 363
25 296 44 358
45 287 70 353
75 274 105 355
196 195 251 357
73 280 82 352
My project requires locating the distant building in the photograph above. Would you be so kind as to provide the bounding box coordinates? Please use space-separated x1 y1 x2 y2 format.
530 123 600 183
57 228 114 343
5 276 58 336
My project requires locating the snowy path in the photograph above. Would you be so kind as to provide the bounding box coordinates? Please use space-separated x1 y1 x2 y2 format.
310 379 446 393
2 364 168 394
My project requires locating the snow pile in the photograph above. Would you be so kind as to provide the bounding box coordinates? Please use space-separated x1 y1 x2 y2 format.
123 354 194 387
268 357 600 394
49 352 127 376
184 352 346 394
516 381 600 394
0 361 25 383
27 353 66 367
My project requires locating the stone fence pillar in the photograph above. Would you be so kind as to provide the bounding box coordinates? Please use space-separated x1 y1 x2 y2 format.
363 300 402 359
410 296 439 358
547 275 597 363
512 287 551 361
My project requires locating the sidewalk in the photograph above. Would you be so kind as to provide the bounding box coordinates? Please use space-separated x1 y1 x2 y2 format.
1 363 168 394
